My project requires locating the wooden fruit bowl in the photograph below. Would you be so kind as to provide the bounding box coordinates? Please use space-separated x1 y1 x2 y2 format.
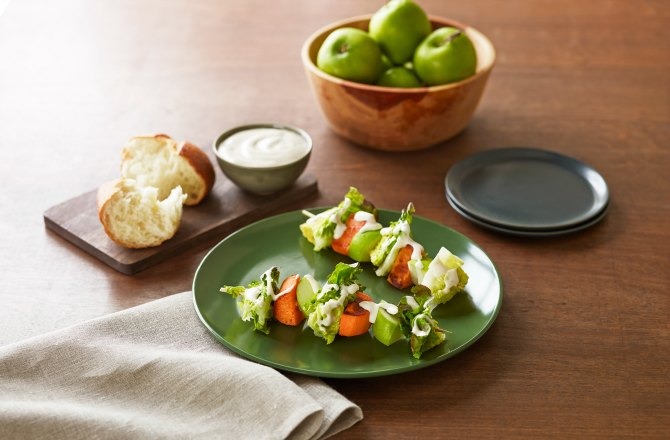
301 15 495 151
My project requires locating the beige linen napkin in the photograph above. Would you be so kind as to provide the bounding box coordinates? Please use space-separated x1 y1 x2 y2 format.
0 291 362 439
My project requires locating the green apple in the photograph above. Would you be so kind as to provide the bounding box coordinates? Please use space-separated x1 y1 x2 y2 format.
373 309 404 346
413 27 478 86
296 274 320 315
377 66 423 88
317 27 384 84
348 230 382 262
381 53 394 71
369 0 431 65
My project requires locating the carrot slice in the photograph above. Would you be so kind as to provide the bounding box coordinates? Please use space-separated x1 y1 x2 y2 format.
338 292 373 337
331 214 366 256
273 274 304 326
387 244 415 290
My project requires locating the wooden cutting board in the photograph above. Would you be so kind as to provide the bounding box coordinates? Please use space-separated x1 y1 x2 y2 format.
43 174 318 275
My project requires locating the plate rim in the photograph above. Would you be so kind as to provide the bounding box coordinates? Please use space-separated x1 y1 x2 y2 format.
192 208 504 378
447 194 609 237
446 147 610 230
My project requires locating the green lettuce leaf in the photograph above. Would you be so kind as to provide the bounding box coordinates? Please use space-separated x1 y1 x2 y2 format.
306 262 362 344
219 267 280 335
370 203 416 275
397 286 447 358
420 247 468 305
299 187 375 252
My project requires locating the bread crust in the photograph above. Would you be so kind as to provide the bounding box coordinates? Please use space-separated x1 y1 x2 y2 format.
96 178 183 248
177 140 216 205
96 178 148 248
96 178 121 212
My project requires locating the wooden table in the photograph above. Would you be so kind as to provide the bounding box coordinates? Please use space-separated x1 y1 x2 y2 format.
1 0 668 437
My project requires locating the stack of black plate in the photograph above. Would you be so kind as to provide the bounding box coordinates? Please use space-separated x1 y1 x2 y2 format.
445 147 610 237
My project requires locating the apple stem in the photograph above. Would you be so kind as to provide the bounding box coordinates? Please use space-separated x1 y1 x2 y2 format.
440 30 462 46
338 43 349 54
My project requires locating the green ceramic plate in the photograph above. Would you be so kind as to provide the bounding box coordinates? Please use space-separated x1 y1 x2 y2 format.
193 209 503 378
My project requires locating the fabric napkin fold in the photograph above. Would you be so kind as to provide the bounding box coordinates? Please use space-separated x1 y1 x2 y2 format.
0 291 362 439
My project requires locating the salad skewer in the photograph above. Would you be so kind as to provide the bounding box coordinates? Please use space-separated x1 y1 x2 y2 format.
301 187 469 304
220 187 470 358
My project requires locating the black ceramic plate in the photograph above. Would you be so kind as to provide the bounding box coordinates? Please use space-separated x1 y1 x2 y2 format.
447 194 609 237
446 148 609 231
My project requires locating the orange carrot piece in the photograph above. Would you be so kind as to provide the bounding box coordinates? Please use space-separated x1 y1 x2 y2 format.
338 292 373 337
331 214 366 256
387 244 415 290
273 274 304 326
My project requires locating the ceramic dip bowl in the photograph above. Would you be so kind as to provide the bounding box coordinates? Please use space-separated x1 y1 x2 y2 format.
213 124 312 195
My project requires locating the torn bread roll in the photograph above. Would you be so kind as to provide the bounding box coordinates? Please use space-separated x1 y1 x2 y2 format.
120 134 215 206
97 178 187 248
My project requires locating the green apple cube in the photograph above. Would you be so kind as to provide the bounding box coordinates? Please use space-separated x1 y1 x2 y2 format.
348 229 382 262
297 275 320 315
373 308 404 346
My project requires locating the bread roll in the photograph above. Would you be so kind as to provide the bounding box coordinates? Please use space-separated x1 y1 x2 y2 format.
120 134 215 206
97 178 187 248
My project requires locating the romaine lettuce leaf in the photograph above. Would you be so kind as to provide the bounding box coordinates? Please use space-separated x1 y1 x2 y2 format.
306 262 362 344
396 286 447 358
300 187 375 252
220 267 280 335
420 247 468 304
370 203 417 276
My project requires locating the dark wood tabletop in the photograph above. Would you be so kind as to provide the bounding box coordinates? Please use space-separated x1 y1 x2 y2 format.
1 0 668 437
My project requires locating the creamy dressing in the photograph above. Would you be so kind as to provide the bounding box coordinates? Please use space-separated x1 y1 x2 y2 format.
315 281 360 328
408 259 426 285
411 313 431 337
317 283 339 300
302 274 320 294
318 299 340 326
218 127 309 167
421 248 460 292
332 198 352 239
353 211 382 233
243 286 264 308
404 295 420 312
359 299 399 324
262 268 275 297
375 225 424 277
359 301 378 322
272 274 298 302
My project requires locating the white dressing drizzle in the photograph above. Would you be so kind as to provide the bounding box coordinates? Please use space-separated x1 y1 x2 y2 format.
316 282 360 328
359 301 379 323
359 299 399 324
374 220 424 276
302 274 320 294
262 268 275 299
379 300 399 315
243 286 262 306
411 313 431 337
318 299 340 327
272 275 298 301
404 295 420 311
353 211 382 233
408 259 426 285
332 197 352 239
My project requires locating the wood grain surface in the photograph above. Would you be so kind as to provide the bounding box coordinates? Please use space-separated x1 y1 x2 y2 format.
0 0 668 438
43 173 318 274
